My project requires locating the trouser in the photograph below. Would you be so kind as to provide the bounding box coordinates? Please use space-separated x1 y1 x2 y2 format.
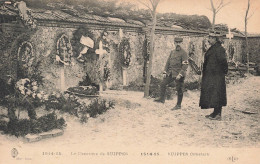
213 107 222 116
159 74 184 105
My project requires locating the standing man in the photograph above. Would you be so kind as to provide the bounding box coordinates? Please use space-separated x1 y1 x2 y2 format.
199 31 228 120
154 37 189 110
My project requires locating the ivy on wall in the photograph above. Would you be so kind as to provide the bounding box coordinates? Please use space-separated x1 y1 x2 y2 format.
119 38 131 68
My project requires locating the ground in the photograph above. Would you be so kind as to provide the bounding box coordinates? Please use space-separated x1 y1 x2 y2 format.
0 76 259 150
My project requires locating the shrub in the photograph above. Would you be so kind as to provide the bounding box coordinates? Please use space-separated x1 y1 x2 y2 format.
45 93 81 117
44 92 115 123
149 76 173 99
0 120 8 133
2 112 66 137
184 81 200 90
79 98 115 123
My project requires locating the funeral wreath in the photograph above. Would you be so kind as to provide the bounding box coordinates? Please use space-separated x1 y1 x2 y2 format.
119 38 131 68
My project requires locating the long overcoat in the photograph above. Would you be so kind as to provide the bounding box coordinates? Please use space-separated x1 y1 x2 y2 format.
199 42 228 109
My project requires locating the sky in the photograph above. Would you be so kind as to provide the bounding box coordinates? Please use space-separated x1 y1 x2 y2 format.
120 0 260 33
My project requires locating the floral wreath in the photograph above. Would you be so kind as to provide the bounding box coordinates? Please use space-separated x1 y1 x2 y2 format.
119 38 131 68
103 61 111 82
188 41 195 57
202 39 208 53
142 38 150 62
17 41 34 68
97 29 110 53
56 34 73 66
228 44 235 61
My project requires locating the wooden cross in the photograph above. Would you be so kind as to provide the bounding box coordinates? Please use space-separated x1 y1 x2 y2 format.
95 41 107 58
226 28 234 62
95 41 107 92
226 28 234 41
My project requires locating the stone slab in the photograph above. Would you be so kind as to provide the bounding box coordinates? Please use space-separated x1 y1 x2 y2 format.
39 131 53 139
25 129 64 142
25 134 42 143
51 129 64 137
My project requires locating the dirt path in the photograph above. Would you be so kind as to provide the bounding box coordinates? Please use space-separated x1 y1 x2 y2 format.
0 76 259 149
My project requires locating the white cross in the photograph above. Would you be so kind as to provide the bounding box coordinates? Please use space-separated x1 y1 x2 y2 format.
119 28 124 40
95 41 107 58
226 28 234 41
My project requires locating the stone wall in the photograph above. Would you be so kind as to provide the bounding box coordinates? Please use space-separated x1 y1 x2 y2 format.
151 34 247 82
3 25 146 92
0 24 38 81
248 37 260 66
2 22 260 93
152 34 206 82
222 38 244 62
27 26 83 93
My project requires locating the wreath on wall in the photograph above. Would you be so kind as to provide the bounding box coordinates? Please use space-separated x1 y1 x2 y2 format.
95 29 110 54
202 39 208 53
16 41 44 84
228 44 235 61
56 34 73 66
119 38 131 68
17 41 34 68
142 37 150 82
188 41 195 57
103 61 111 82
142 38 150 62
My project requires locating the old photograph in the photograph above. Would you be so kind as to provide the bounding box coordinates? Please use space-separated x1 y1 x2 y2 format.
0 0 260 163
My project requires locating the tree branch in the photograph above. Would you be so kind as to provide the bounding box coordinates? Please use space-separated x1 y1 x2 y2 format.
245 0 250 19
216 0 224 10
149 0 154 7
154 0 160 9
248 10 254 20
137 0 152 12
210 0 215 11
216 0 231 13
150 0 160 11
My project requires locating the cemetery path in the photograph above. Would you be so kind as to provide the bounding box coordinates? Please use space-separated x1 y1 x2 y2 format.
1 76 260 151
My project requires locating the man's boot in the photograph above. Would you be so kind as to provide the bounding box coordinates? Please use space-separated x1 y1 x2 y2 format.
207 107 222 120
171 104 181 110
171 92 183 110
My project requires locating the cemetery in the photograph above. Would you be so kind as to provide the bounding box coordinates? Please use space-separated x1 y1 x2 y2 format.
0 1 259 148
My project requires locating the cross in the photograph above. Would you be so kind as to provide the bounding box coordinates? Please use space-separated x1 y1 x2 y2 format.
5 1 12 4
95 41 107 58
95 41 108 92
226 28 234 62
226 28 234 41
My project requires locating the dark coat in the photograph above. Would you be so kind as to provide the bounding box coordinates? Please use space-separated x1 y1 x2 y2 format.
164 47 188 77
199 42 228 109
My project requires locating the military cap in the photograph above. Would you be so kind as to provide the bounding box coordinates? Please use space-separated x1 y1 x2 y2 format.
174 37 183 42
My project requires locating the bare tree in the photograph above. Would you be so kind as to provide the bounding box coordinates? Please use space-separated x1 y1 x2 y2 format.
244 0 255 73
137 0 161 98
209 0 231 30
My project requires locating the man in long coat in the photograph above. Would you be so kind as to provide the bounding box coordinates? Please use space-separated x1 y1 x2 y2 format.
199 31 228 120
154 37 189 110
